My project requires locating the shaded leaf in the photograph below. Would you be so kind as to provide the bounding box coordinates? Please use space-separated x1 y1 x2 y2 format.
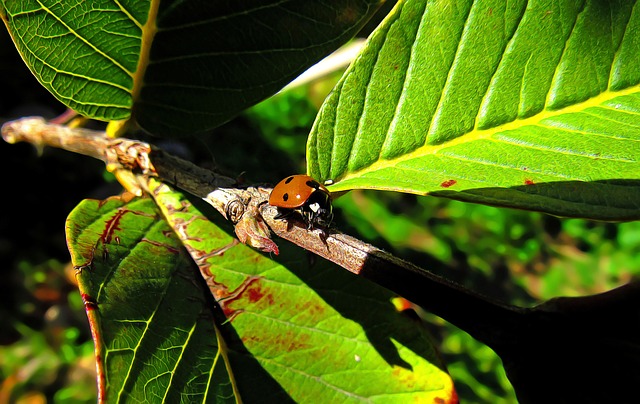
0 0 381 136
65 196 236 403
308 0 640 220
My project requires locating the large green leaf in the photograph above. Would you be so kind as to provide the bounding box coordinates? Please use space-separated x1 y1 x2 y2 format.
148 180 456 402
66 188 456 402
0 0 380 136
308 0 640 220
65 196 235 402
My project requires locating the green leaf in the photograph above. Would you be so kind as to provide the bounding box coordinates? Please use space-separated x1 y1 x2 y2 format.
65 188 456 402
65 196 237 403
0 1 142 120
148 180 456 403
308 0 640 220
0 0 381 136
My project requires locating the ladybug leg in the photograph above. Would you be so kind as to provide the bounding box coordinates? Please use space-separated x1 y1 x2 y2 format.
274 208 294 221
306 202 324 230
300 210 313 230
324 210 334 227
309 212 319 230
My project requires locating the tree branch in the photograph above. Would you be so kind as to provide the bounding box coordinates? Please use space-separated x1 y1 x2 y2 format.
3 117 523 340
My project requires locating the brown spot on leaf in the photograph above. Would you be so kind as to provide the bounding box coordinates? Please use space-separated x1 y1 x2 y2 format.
101 209 127 245
247 286 265 303
141 238 180 254
440 179 457 188
284 332 312 352
525 179 535 185
267 330 313 353
218 276 264 320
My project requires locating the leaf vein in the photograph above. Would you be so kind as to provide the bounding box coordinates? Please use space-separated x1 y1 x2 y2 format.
379 0 427 160
425 1 474 141
33 0 134 76
545 1 587 107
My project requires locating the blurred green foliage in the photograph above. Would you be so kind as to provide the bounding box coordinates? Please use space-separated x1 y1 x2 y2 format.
0 260 96 403
2 34 639 401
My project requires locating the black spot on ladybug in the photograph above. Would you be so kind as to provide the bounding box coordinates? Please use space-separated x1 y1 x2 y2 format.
285 176 294 184
306 180 321 189
282 193 289 201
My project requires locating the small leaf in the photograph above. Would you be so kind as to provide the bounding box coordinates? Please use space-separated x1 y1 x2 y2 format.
149 180 457 403
0 0 381 136
65 196 237 403
308 0 640 220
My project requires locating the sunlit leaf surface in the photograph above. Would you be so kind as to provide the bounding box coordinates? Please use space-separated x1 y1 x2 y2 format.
308 0 640 220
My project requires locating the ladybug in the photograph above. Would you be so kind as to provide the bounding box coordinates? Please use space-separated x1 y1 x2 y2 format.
269 175 333 229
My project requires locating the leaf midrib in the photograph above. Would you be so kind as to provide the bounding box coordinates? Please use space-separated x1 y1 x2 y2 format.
130 0 161 104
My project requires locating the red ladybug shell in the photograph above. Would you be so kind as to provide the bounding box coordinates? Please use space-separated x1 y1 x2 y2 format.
269 175 330 208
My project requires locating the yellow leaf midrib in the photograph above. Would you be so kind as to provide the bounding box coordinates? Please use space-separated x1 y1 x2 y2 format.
335 84 640 185
130 0 161 104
